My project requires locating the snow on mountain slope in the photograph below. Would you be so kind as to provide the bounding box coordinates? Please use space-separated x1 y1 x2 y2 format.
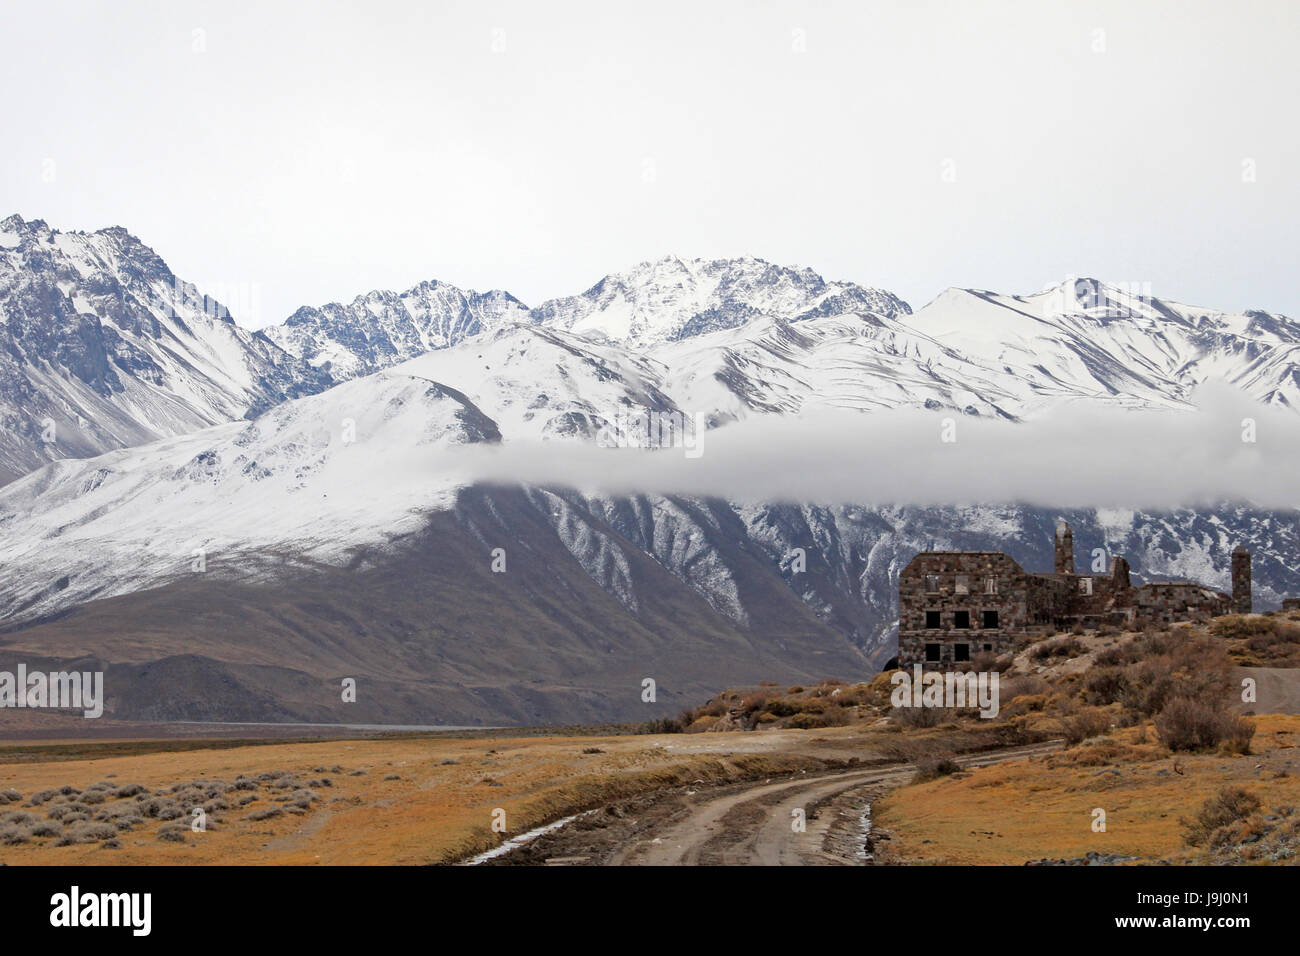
265 280 530 380
903 278 1300 409
396 324 680 443
653 312 1024 425
529 255 911 347
0 214 333 484
0 369 498 625
262 256 913 385
259 265 1300 435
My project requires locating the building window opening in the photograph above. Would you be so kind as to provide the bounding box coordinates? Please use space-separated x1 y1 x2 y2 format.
925 643 941 662
982 610 999 629
954 643 970 662
1079 578 1093 596
954 610 971 629
925 610 942 629
955 575 970 595
983 576 997 594
926 574 941 593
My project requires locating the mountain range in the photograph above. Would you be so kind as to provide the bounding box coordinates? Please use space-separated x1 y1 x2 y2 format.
1 214 1297 726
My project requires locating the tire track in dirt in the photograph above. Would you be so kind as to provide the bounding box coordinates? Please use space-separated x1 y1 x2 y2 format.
485 740 1060 866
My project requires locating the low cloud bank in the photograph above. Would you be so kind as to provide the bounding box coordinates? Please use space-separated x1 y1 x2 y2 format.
437 383 1300 509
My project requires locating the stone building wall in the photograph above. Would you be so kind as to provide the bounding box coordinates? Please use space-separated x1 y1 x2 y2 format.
896 522 1248 669
1132 583 1231 626
898 552 1030 667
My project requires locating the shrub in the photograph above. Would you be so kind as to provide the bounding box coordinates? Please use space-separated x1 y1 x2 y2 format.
1082 667 1127 706
156 824 187 843
0 789 21 805
642 717 683 734
1154 698 1256 753
1001 676 1050 700
247 807 283 821
1182 787 1262 847
1030 637 1084 661
0 824 31 845
763 697 800 718
29 821 62 838
1062 709 1112 746
1212 615 1278 640
789 709 848 729
889 705 942 728
58 822 117 845
913 756 962 783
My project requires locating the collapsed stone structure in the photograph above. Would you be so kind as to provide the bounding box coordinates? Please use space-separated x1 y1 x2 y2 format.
897 521 1250 668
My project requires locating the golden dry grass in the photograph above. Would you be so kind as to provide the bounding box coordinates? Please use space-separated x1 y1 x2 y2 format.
874 714 1300 864
0 726 872 865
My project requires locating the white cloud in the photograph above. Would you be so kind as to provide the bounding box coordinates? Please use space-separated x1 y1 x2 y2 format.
440 383 1300 508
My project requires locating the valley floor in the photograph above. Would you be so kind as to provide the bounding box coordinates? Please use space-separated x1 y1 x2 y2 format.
0 724 882 865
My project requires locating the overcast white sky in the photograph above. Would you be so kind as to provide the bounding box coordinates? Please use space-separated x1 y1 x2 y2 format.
3 0 1298 327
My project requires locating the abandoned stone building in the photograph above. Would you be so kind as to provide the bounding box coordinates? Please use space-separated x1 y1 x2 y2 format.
897 521 1250 668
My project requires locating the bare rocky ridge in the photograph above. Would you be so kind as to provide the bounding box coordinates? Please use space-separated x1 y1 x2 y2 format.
0 214 332 484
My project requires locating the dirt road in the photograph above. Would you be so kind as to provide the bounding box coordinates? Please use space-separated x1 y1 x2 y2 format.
487 740 1061 866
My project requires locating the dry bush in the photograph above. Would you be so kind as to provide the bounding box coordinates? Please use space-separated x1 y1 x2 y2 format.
763 697 801 718
789 708 849 730
1046 739 1151 768
1154 697 1255 753
1081 667 1127 706
1182 787 1261 847
1061 708 1112 746
156 824 187 843
912 755 962 783
0 824 31 845
0 789 21 805
1030 637 1084 661
889 704 944 728
1001 675 1050 700
1212 615 1280 640
640 717 683 734
1086 634 1235 718
57 821 117 845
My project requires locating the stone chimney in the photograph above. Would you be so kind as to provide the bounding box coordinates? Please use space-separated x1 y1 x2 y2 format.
1054 519 1075 575
1110 555 1131 589
1232 545 1252 614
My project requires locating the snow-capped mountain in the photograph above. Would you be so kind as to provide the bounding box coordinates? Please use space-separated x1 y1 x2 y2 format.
265 280 529 380
530 255 911 347
3 218 1300 724
0 215 332 484
903 279 1300 410
264 255 913 383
